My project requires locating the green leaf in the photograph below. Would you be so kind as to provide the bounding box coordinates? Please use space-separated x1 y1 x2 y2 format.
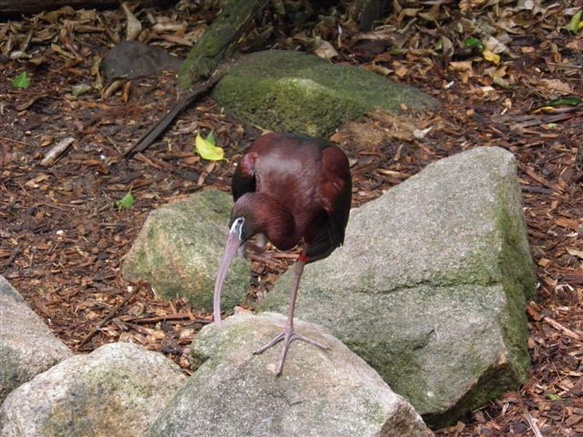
465 37 484 51
547 393 562 401
547 96 582 107
195 132 224 161
205 130 216 146
116 191 135 210
566 10 582 33
12 72 31 89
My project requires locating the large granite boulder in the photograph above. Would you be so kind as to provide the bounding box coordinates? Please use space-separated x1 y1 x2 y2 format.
259 147 537 427
148 313 430 437
122 189 249 311
0 275 72 403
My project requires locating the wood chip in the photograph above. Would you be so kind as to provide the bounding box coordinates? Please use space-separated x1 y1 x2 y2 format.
40 137 75 167
543 317 583 341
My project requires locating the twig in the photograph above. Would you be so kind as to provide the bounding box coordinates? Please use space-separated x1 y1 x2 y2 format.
120 313 199 324
0 136 32 146
124 60 233 158
247 253 280 268
78 284 142 347
516 162 564 194
272 252 300 259
40 137 75 167
522 404 543 437
2 247 21 269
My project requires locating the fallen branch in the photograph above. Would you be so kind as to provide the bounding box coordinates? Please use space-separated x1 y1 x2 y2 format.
120 312 201 324
124 61 230 158
522 404 543 437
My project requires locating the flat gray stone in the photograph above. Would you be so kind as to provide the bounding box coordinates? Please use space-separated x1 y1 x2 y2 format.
147 313 430 437
122 189 249 311
0 342 187 437
212 50 438 137
259 147 536 427
0 275 72 403
101 41 182 84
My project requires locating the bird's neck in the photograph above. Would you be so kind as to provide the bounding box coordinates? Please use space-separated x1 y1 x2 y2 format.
240 193 299 251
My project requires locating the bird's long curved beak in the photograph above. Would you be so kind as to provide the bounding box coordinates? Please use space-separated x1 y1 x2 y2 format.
213 231 242 327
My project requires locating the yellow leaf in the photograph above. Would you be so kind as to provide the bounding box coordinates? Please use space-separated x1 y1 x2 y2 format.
195 133 224 161
483 50 500 64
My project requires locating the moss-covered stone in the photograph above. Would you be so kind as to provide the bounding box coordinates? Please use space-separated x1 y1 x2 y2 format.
258 147 536 428
178 0 268 88
148 313 429 437
0 343 187 437
212 50 439 137
122 190 249 311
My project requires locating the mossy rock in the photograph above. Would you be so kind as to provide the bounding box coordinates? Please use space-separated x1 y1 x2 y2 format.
212 50 439 137
122 190 249 312
259 147 536 428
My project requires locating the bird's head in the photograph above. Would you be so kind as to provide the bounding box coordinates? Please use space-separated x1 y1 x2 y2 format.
213 193 296 327
213 199 261 327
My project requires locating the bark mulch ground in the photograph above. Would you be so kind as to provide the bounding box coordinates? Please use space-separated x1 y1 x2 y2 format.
1 2 581 435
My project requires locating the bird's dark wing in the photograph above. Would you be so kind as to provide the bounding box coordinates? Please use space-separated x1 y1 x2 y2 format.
306 145 352 263
231 152 258 201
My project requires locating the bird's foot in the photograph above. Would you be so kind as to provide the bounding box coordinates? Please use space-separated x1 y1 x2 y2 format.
253 326 327 375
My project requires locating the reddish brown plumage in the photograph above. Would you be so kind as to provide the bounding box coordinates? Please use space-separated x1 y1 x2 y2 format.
231 132 351 262
214 132 352 375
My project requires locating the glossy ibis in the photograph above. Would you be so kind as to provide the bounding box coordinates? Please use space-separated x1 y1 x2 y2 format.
213 132 352 375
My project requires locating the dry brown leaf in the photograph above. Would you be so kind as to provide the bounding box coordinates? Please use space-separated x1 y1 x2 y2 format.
449 61 473 72
536 79 573 95
555 217 580 230
313 40 338 59
122 2 142 41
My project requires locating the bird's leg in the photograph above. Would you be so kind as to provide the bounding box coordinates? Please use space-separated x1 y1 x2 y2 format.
253 257 327 375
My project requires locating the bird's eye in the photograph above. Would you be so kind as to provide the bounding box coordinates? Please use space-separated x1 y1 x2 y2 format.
230 217 245 240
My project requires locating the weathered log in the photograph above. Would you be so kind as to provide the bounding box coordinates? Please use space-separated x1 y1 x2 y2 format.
177 0 268 90
125 0 268 156
0 0 174 17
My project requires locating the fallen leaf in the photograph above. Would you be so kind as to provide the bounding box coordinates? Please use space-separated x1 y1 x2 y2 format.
116 190 135 210
537 79 572 95
449 61 473 72
566 10 582 33
195 132 224 161
313 40 338 60
12 72 31 89
555 217 580 229
483 49 500 64
122 2 142 41
465 37 484 51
